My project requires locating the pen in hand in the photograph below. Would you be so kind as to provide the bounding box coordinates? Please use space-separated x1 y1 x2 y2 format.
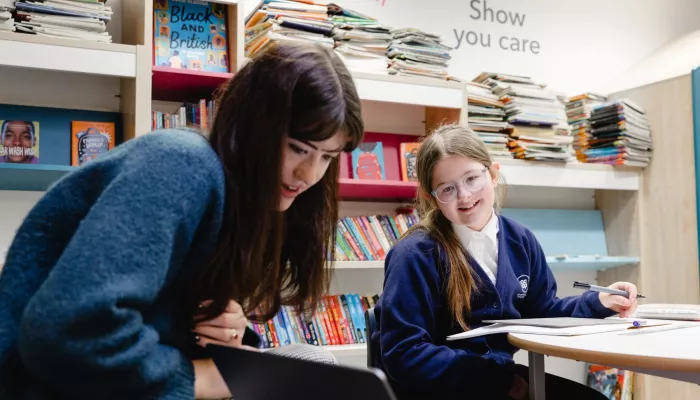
573 281 646 299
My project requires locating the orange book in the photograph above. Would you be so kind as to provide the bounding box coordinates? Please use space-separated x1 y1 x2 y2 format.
71 121 115 167
400 142 420 181
319 300 338 345
325 296 346 344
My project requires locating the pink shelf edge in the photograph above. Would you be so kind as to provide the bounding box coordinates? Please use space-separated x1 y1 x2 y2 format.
339 178 418 200
151 66 234 79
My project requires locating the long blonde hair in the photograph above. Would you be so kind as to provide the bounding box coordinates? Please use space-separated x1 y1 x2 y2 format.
408 124 505 331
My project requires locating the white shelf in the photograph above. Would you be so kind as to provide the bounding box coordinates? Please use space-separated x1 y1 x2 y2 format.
331 261 384 269
0 32 137 78
497 159 641 191
324 343 367 356
351 71 464 109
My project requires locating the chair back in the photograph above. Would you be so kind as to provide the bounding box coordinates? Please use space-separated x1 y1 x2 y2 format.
365 306 377 368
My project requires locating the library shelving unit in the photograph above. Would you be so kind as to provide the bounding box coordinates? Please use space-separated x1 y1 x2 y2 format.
0 2 152 191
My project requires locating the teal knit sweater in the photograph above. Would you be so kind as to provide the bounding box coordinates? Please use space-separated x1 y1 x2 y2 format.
0 129 227 399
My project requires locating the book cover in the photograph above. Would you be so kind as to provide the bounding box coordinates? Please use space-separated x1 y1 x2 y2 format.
400 142 420 181
71 121 115 166
586 364 633 400
351 142 385 180
0 120 40 164
154 0 229 73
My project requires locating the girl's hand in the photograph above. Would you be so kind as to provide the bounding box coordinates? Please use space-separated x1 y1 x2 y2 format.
193 300 248 348
599 282 639 318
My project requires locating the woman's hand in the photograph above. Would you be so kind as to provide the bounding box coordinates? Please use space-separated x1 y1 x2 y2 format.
599 282 639 318
193 300 249 348
193 358 230 399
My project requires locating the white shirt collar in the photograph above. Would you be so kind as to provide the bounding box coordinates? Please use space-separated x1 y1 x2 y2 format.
452 210 499 248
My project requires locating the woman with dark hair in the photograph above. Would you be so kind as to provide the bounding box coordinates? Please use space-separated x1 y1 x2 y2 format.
0 42 364 399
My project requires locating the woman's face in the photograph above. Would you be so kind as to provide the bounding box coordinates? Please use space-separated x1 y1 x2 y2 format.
279 131 348 211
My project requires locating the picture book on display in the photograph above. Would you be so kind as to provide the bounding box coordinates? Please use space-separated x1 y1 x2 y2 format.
71 121 115 166
153 0 229 73
399 142 420 181
0 120 40 164
351 142 385 180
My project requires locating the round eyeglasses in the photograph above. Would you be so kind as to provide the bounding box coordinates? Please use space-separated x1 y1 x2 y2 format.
431 168 488 204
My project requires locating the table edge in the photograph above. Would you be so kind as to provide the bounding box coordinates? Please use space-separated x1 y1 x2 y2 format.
507 333 700 373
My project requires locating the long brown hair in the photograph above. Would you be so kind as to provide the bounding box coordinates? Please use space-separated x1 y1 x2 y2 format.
408 124 505 330
194 42 364 323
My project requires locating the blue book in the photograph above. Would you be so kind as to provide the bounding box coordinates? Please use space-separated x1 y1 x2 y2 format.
154 0 230 73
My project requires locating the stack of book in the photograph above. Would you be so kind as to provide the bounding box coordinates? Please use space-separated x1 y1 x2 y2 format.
13 0 113 42
466 82 511 159
566 93 608 162
251 293 379 348
245 1 333 57
245 0 391 74
387 28 454 80
0 0 13 32
245 1 458 81
329 3 392 72
473 72 574 163
582 99 652 167
334 210 419 262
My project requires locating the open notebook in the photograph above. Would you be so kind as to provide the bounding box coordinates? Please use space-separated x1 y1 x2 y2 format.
446 317 672 341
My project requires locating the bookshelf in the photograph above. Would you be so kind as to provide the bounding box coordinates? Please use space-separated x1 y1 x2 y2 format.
350 71 465 109
151 67 234 102
0 32 138 78
0 164 75 192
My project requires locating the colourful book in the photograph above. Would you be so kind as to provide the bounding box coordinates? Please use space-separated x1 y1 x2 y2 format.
351 142 385 180
153 0 229 73
400 142 420 181
0 120 40 164
71 121 115 166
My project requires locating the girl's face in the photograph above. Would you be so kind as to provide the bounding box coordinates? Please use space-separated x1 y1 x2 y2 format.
279 131 348 211
430 155 499 231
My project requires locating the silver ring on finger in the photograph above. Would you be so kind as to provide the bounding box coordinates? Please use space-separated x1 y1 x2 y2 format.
229 328 238 342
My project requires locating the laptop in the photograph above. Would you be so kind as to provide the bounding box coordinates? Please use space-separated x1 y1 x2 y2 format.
209 345 398 400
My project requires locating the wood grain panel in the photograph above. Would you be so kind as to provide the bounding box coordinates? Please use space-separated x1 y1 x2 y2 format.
604 74 700 400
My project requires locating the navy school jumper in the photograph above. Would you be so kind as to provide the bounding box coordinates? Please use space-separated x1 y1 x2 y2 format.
371 215 615 400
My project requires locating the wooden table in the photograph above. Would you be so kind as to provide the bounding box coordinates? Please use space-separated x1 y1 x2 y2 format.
508 323 700 399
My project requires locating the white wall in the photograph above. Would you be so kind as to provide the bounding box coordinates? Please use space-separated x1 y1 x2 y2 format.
244 0 700 94
0 191 43 264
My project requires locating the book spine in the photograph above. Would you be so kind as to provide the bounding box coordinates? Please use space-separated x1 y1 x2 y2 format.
313 312 328 346
266 320 280 347
339 294 358 343
332 295 352 344
338 219 366 261
345 218 373 260
319 299 337 345
360 216 385 259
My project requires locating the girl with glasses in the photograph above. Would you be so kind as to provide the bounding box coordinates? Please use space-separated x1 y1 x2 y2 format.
371 125 638 400
0 42 364 399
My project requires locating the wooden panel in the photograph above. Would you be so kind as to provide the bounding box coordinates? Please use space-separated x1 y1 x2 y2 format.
606 74 700 400
121 0 151 47
120 46 153 140
424 107 460 134
596 190 641 287
226 3 244 71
